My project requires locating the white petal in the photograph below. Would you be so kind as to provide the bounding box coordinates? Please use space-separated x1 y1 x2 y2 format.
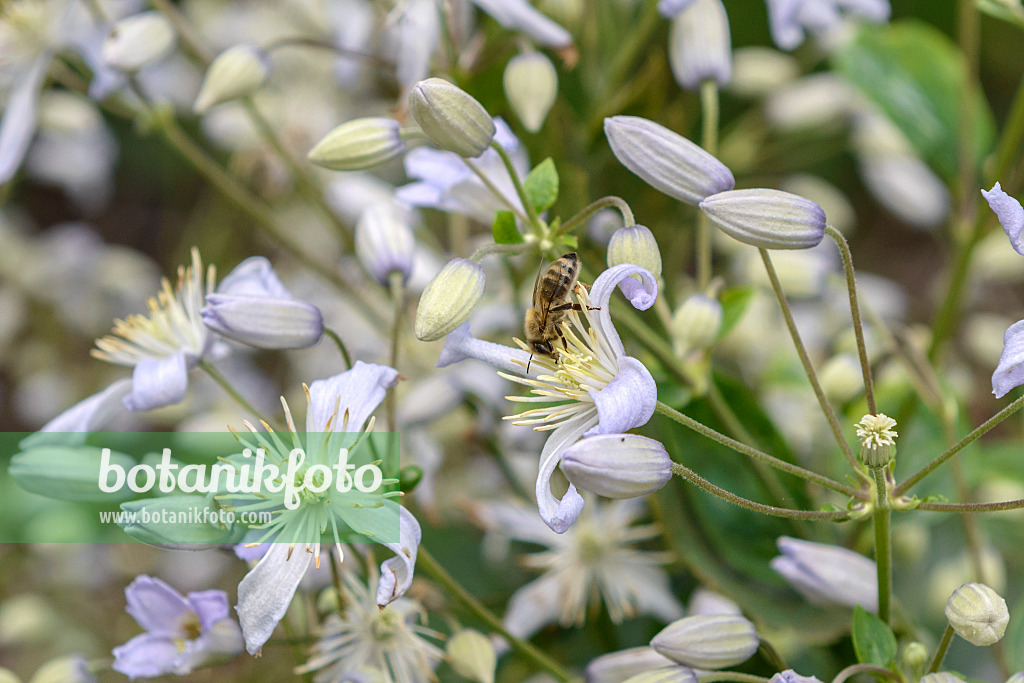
305 361 399 433
0 57 48 183
982 182 1024 256
473 500 562 547
587 356 657 435
436 323 534 375
589 264 659 358
536 413 595 533
216 257 292 298
235 543 313 654
375 506 422 606
123 352 190 412
993 320 1024 399
36 378 132 435
502 574 563 639
470 0 573 48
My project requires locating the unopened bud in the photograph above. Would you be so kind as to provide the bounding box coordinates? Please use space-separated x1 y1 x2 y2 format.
414 258 486 341
0 669 18 683
193 45 270 113
560 434 672 499
624 669 698 683
946 582 1009 647
9 446 135 503
409 78 495 158
1007 673 1024 683
102 12 175 71
699 188 826 250
819 354 863 403
307 117 405 171
504 52 558 133
608 225 662 279
671 294 722 356
855 413 897 468
901 642 928 675
651 615 759 669
446 629 496 683
605 116 734 205
27 657 94 683
586 647 679 683
355 201 416 286
920 674 962 683
668 0 731 90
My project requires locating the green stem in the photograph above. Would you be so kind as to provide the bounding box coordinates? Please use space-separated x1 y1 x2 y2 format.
492 141 543 234
871 466 893 626
198 360 277 429
670 462 851 520
832 664 903 683
893 393 1024 496
826 225 876 415
558 196 635 235
462 158 530 224
759 249 861 472
757 639 788 672
323 328 352 369
697 80 719 290
416 548 576 682
928 624 955 673
917 499 1024 512
468 242 530 262
656 402 862 498
387 272 404 433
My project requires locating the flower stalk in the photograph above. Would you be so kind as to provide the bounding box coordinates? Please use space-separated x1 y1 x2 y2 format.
697 80 719 290
928 624 955 673
871 465 893 625
826 225 876 415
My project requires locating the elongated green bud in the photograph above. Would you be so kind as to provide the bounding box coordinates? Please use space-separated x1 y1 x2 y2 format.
307 117 405 171
503 52 558 133
409 78 495 158
699 188 826 249
194 45 270 113
415 258 486 341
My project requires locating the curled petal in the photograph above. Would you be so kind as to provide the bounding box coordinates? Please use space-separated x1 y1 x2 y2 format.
589 264 659 358
587 357 657 435
236 542 314 654
436 322 534 375
982 182 1024 256
217 257 292 297
375 506 422 606
536 413 595 533
305 361 398 433
125 575 192 636
123 352 190 412
993 320 1024 399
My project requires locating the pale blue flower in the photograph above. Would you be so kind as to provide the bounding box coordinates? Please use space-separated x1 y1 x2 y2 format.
658 0 698 17
766 0 890 51
770 670 824 683
202 256 324 349
438 263 659 532
230 362 423 654
982 182 1024 255
397 118 528 224
770 536 878 612
993 320 1024 399
112 575 243 679
470 0 573 48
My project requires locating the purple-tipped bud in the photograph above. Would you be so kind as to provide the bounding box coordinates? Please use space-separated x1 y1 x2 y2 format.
560 434 672 499
651 615 759 669
699 188 826 249
355 201 416 286
604 116 734 205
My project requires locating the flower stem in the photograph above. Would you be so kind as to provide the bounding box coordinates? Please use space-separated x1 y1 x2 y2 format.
759 249 860 472
323 328 352 369
697 80 719 290
468 242 530 262
928 624 955 673
871 466 893 626
558 196 635 235
416 548 576 682
387 272 404 433
917 499 1024 512
893 393 1024 496
655 401 861 498
825 225 876 415
198 360 277 429
831 664 903 683
492 140 544 235
462 158 531 224
669 462 851 520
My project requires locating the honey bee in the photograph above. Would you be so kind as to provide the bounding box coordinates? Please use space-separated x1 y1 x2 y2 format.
524 252 596 369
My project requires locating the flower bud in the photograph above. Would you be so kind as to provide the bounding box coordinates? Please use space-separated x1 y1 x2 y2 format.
771 536 877 612
446 629 496 683
604 116 734 205
356 201 416 286
586 647 679 683
0 668 18 683
855 413 897 468
102 12 175 71
503 52 558 133
560 434 672 499
193 45 270 113
119 495 242 548
688 588 742 616
414 258 486 341
901 642 928 675
651 615 758 669
920 674 962 683
9 446 136 503
668 0 731 90
670 294 722 356
945 582 1009 647
699 188 826 250
769 671 823 683
624 669 698 683
819 354 863 403
608 225 663 279
409 78 496 158
307 117 405 171
28 657 94 683
1007 673 1024 683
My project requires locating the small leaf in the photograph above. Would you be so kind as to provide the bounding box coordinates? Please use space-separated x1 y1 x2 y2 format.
718 286 756 339
491 210 523 244
556 233 578 249
852 606 898 666
524 158 559 213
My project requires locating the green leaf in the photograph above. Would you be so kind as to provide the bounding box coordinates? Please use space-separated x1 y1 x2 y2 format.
556 233 578 249
833 20 995 180
491 211 523 244
718 286 756 339
852 606 898 666
524 158 559 213
977 0 1024 29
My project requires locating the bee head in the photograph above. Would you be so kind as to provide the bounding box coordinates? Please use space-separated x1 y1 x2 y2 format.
532 340 554 356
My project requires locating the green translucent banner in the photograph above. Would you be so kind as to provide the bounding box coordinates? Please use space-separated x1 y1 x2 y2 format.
0 431 401 545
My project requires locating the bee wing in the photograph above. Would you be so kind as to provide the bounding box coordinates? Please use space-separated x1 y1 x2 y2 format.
531 258 544 308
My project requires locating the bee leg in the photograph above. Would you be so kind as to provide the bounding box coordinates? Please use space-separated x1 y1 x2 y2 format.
550 303 601 312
